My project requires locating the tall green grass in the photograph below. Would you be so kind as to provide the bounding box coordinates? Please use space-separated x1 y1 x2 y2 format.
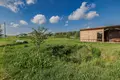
2 43 120 80
1 38 120 80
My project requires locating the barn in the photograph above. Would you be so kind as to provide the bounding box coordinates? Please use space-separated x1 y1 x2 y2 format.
80 25 120 42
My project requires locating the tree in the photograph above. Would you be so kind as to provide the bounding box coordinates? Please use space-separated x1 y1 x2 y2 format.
66 32 71 38
31 26 48 76
75 31 80 39
31 27 48 49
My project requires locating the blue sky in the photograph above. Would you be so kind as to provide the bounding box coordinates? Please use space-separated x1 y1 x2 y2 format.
0 0 120 35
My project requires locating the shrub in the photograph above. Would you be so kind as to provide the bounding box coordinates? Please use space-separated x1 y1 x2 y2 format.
70 45 92 63
24 45 29 48
44 44 83 57
91 47 101 58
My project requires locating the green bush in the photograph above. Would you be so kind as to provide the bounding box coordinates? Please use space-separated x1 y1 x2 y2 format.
43 44 82 57
70 45 92 63
91 47 101 58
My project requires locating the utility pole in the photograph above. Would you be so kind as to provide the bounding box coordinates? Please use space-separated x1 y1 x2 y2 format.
4 22 6 38
0 24 2 37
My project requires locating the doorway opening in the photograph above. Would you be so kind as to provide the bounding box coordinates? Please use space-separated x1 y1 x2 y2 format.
97 32 102 42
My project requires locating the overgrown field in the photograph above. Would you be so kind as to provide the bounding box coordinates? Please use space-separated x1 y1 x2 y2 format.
0 38 120 80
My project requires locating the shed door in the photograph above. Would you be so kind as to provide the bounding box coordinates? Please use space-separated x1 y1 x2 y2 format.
97 32 102 41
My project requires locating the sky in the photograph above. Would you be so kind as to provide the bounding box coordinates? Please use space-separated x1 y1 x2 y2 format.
0 0 120 35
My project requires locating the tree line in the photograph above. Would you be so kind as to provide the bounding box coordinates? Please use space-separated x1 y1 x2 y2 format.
18 30 80 39
52 31 80 39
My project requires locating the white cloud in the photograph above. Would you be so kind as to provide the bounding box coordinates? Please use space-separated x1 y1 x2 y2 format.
68 2 98 20
49 16 60 23
26 0 36 5
10 20 28 28
84 22 92 29
0 0 37 13
68 2 88 20
66 21 69 24
0 0 24 13
64 24 68 26
88 3 96 8
20 20 28 25
31 14 46 25
60 15 64 21
10 22 20 28
64 20 69 26
85 11 99 20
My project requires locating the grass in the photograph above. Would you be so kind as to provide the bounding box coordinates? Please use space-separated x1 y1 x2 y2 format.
1 37 120 80
0 38 13 45
0 47 4 79
0 36 31 46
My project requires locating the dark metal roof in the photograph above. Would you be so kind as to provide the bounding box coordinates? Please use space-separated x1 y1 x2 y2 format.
80 25 120 31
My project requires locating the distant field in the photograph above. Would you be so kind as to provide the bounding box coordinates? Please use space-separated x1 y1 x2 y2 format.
0 36 31 46
0 38 13 45
0 37 120 80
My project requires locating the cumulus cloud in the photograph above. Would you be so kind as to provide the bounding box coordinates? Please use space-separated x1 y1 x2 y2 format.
0 0 24 13
84 23 92 29
68 2 88 20
10 20 28 28
88 3 96 9
68 2 99 20
31 14 46 25
49 16 60 23
60 15 64 21
0 0 37 13
64 21 69 26
85 11 99 20
10 22 20 28
64 24 68 26
26 0 36 5
66 21 69 24
20 20 28 25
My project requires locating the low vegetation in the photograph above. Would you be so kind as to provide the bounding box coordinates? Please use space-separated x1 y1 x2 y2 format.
0 27 120 80
0 38 120 80
2 44 101 80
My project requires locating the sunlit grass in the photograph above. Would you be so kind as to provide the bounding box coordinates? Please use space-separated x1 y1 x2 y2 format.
1 37 120 80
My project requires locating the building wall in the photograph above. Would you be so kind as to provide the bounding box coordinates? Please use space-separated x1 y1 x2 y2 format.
80 29 104 42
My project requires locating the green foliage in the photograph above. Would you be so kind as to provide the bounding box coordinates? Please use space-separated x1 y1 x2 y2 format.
1 38 120 80
3 46 55 80
31 27 48 48
16 33 28 38
53 31 79 39
91 47 101 58
69 45 101 63
44 44 82 57
3 44 103 80
75 31 80 39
